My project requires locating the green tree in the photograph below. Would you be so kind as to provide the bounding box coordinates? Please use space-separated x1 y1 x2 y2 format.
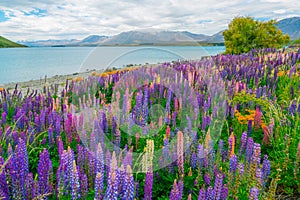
223 17 290 54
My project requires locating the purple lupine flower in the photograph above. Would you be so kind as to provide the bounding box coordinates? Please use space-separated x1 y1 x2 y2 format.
25 173 34 200
105 152 119 200
76 144 85 174
170 179 179 200
122 165 135 200
247 120 252 137
198 144 205 169
249 187 259 200
177 179 184 199
206 186 214 199
57 150 68 197
262 155 270 186
218 140 224 155
256 167 262 186
1 112 7 125
55 115 61 134
0 157 9 199
80 173 88 199
246 137 254 163
48 127 54 146
221 185 228 200
70 160 80 199
94 172 104 200
252 143 261 165
16 138 29 175
191 152 197 169
106 150 111 176
95 143 104 176
118 165 126 196
229 155 237 174
239 132 247 156
37 148 53 198
213 172 223 200
14 138 29 199
238 163 245 176
204 173 211 185
57 136 64 157
135 182 139 199
144 167 153 200
198 185 206 200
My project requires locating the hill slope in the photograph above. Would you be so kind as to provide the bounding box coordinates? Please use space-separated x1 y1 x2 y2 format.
0 36 27 48
276 17 300 40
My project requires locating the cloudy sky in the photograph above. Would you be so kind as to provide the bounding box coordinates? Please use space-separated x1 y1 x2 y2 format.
0 0 299 41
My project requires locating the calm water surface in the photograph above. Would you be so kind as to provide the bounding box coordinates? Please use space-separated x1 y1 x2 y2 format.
0 46 225 84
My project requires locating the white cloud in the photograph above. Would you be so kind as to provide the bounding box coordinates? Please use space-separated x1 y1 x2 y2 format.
0 0 299 41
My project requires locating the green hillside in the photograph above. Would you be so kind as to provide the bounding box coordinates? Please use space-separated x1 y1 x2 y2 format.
0 36 27 48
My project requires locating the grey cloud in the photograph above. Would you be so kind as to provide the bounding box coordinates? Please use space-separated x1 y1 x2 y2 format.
0 0 300 40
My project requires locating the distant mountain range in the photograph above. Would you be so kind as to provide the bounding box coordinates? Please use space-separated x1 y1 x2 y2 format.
17 17 300 47
0 36 26 48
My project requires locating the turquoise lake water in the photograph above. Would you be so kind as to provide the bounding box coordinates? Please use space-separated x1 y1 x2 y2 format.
0 46 225 84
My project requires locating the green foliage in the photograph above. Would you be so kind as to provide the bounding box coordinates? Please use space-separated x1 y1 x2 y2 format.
0 36 27 48
291 37 300 45
223 17 290 54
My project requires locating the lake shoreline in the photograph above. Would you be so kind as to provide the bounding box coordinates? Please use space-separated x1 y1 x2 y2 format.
0 69 100 93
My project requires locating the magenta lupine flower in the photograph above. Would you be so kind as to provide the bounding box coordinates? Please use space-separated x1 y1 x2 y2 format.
122 165 135 200
177 131 184 177
170 179 179 200
37 148 53 197
213 172 223 200
249 187 259 200
254 107 262 132
144 167 153 200
70 160 80 199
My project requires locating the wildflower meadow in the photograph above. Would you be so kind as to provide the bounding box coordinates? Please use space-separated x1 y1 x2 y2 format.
0 48 299 199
